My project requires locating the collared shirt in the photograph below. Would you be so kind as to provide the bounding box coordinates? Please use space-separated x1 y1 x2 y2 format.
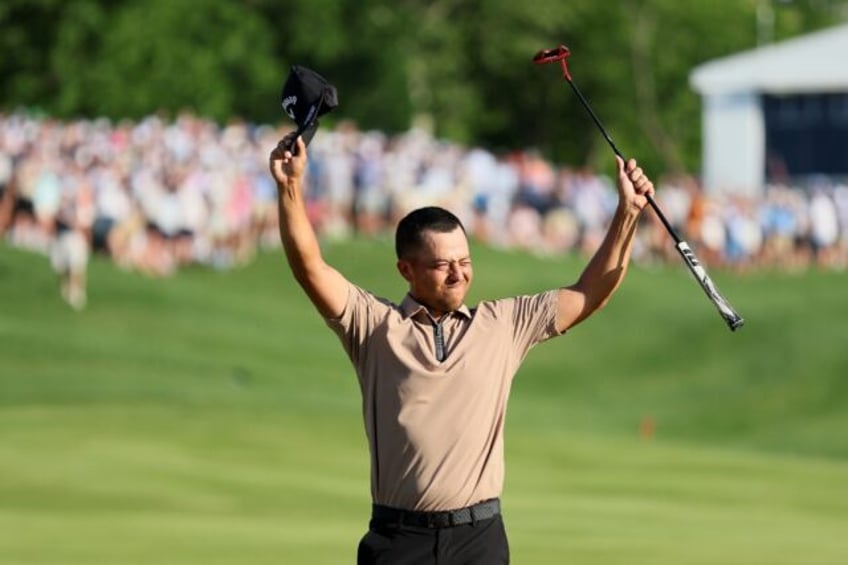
326 282 563 511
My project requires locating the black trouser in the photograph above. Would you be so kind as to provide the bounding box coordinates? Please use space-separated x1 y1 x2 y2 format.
357 513 509 564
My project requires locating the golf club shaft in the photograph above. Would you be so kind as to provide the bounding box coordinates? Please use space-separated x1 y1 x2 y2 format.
565 77 744 331
565 79 681 243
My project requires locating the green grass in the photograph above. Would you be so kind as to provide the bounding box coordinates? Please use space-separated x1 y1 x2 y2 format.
1 240 847 564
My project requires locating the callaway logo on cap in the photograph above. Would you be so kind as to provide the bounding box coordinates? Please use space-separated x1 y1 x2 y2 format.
282 95 298 120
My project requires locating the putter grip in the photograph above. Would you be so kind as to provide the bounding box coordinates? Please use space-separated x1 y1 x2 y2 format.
676 242 745 331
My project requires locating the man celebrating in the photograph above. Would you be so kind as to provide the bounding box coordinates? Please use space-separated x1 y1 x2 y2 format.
269 133 654 564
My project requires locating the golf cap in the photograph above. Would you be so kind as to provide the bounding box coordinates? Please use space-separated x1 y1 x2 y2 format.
280 65 338 147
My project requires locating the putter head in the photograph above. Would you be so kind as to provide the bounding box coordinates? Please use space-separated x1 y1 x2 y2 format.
533 45 570 64
533 45 571 80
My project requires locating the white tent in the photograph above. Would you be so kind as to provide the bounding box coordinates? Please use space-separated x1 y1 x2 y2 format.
690 23 848 196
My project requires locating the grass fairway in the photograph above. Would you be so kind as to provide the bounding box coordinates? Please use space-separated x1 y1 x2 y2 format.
1 240 847 564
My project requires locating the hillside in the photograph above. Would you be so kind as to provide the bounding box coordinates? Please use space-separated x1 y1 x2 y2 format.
1 242 846 564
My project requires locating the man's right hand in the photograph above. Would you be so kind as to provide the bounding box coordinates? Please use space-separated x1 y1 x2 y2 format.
269 133 307 188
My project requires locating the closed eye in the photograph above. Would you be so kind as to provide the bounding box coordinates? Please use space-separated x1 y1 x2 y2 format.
431 259 472 271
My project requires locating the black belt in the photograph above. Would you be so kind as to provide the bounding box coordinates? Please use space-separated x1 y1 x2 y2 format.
371 498 501 529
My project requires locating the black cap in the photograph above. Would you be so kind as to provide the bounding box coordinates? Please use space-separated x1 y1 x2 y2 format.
280 65 338 148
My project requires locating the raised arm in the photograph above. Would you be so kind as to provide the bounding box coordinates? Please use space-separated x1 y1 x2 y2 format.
269 133 349 318
555 156 654 332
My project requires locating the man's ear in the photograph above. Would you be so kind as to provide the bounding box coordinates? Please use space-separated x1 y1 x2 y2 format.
397 259 413 282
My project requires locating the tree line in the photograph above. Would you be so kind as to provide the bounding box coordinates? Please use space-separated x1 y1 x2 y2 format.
2 0 845 175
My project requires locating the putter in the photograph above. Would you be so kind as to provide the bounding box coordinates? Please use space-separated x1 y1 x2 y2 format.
534 45 744 331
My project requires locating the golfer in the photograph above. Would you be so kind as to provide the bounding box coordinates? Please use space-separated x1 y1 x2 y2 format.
270 133 654 564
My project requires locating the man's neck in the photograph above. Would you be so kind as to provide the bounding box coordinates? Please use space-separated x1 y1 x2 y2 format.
408 293 447 321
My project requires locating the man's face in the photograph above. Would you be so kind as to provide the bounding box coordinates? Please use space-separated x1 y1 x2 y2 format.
397 227 473 317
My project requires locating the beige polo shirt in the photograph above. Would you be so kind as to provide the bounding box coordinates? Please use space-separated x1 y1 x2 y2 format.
326 282 563 512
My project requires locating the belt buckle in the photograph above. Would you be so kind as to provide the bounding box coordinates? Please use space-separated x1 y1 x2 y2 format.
448 511 458 527
427 511 450 528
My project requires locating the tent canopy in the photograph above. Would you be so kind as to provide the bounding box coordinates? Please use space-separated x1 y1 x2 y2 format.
690 24 848 96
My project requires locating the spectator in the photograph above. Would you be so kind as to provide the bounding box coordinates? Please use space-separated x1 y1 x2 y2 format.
808 185 840 269
50 162 94 310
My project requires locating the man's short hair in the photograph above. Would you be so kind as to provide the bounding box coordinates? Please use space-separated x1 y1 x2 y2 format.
395 206 466 259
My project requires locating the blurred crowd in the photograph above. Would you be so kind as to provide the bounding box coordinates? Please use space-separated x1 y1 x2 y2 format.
1 111 846 310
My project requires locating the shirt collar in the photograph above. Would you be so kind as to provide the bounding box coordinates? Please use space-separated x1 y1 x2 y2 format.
400 293 472 321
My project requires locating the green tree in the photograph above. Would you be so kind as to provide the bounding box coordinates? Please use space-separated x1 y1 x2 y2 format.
50 0 123 118
618 0 759 175
252 0 414 133
0 0 279 122
81 0 279 122
0 0 109 113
